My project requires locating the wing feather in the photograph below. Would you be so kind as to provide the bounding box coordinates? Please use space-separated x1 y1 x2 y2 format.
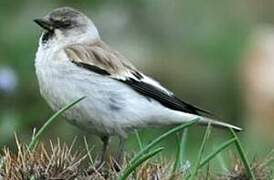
65 41 138 79
119 78 211 116
64 40 211 116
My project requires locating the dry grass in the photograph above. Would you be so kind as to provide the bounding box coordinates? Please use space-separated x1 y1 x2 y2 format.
0 137 273 180
1 98 273 179
0 137 87 180
0 138 183 180
217 151 274 180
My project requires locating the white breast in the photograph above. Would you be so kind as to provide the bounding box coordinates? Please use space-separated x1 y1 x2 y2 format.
34 42 194 137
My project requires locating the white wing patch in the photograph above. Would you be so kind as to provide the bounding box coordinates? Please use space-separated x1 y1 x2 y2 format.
111 70 173 96
139 75 173 95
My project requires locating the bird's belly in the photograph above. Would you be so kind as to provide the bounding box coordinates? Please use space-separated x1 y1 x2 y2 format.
35 61 167 137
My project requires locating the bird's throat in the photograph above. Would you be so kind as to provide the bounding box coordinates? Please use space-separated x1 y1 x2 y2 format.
41 31 54 44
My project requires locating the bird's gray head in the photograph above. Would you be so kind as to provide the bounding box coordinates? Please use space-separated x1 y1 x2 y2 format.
34 7 100 46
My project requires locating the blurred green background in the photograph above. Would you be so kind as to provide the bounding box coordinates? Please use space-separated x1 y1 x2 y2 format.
1 0 274 167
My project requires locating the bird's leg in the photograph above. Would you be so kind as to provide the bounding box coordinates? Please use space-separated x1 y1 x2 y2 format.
95 136 110 170
114 136 126 171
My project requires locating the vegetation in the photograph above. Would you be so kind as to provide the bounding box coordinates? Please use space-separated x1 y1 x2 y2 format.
0 99 272 179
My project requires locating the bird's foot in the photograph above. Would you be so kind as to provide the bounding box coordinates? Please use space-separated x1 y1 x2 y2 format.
111 154 125 172
86 159 106 175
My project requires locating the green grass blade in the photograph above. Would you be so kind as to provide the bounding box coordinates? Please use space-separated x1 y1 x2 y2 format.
172 135 181 175
28 97 85 151
119 147 164 180
135 130 144 150
172 129 188 175
230 128 256 180
130 119 199 166
179 128 188 166
199 138 236 168
189 122 212 180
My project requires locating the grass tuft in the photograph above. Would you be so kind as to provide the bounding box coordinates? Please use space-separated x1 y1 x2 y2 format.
1 140 87 179
120 119 199 179
1 104 273 179
119 147 164 180
217 151 274 180
0 134 273 179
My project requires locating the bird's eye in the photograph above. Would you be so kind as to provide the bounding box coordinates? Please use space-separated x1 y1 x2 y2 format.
51 19 72 29
61 20 72 27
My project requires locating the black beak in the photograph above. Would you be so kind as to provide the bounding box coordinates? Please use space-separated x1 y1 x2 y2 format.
33 18 54 31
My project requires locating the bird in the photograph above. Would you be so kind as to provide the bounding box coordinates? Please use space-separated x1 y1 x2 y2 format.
33 7 242 168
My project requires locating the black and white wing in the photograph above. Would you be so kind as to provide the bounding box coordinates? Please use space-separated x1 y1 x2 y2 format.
64 40 212 117
118 76 211 116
